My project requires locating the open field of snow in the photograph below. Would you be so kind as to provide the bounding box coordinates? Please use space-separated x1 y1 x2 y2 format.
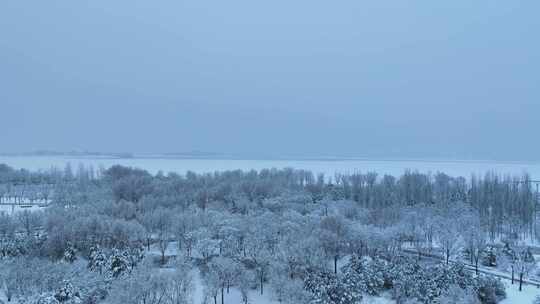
0 204 46 215
502 282 540 304
191 268 281 304
1 156 539 179
0 198 49 215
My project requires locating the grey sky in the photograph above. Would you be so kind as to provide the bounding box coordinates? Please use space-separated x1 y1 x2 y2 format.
1 1 539 160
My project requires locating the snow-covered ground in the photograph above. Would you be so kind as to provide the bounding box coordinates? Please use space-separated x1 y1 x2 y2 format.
502 281 540 304
191 268 280 304
362 294 394 304
0 199 48 215
1 156 539 179
0 197 49 214
0 290 7 304
148 241 181 257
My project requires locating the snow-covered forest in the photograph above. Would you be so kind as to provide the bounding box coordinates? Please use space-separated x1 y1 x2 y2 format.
1 163 540 304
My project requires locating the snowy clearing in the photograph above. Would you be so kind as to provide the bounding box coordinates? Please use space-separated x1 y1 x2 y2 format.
502 282 540 304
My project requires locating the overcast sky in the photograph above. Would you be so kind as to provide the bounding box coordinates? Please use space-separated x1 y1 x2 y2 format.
1 1 539 160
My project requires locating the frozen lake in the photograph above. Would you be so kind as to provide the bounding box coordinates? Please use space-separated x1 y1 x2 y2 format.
1 156 539 180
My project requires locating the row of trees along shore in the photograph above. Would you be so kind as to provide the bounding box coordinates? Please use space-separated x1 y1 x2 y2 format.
1 163 536 242
0 163 538 304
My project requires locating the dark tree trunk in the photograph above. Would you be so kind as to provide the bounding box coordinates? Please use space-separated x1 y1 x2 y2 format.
511 266 515 284
260 273 264 295
334 255 338 274
519 272 524 291
221 287 224 304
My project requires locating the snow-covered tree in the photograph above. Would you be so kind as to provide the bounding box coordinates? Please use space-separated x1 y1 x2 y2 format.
62 242 77 263
107 262 168 304
195 229 219 263
53 280 82 303
237 267 253 304
319 215 349 274
341 255 385 296
439 285 480 304
462 214 486 275
436 217 462 265
166 256 194 304
207 256 241 304
304 268 361 304
108 249 130 278
151 207 173 265
514 247 536 291
203 266 221 304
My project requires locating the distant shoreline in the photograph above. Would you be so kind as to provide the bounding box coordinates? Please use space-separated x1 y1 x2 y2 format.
0 153 538 165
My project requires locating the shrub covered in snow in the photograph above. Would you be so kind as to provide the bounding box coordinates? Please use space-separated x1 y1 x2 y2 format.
62 243 77 263
473 276 506 304
304 268 362 304
87 245 107 274
439 285 480 304
341 255 385 296
108 249 130 278
360 255 504 304
53 280 82 303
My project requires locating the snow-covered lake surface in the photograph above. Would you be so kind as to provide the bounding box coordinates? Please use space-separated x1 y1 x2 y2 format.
1 156 540 179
